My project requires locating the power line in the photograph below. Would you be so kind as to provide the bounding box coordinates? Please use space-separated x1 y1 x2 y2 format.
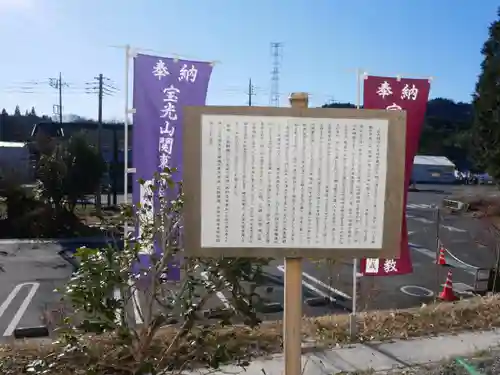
270 42 283 107
85 76 119 97
2 79 87 96
49 73 69 124
2 77 116 93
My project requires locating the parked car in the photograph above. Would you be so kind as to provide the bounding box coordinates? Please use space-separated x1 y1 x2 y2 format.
478 173 494 185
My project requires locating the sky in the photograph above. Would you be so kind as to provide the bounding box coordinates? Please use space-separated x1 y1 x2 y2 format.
0 0 498 121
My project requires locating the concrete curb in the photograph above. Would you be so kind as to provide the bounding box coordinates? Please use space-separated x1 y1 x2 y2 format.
13 326 49 339
0 236 108 245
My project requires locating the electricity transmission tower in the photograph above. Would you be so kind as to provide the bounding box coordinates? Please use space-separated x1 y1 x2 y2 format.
247 78 256 106
269 42 283 107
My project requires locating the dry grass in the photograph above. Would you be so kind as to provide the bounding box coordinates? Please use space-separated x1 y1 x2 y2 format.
449 194 500 215
2 295 500 374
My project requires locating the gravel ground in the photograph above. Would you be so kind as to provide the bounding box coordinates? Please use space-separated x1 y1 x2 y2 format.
346 348 500 374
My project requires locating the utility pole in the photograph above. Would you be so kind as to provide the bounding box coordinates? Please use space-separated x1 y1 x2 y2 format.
58 72 63 124
97 74 103 154
86 74 119 210
49 73 68 123
247 78 256 106
95 74 104 214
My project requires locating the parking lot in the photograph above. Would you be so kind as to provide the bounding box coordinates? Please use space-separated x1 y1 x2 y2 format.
0 185 496 342
0 242 72 341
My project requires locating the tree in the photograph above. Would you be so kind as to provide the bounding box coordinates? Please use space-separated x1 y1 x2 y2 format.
63 133 106 211
29 107 36 116
472 8 500 178
323 98 475 169
13 105 21 116
35 146 67 212
322 101 356 109
1 109 7 116
35 132 106 213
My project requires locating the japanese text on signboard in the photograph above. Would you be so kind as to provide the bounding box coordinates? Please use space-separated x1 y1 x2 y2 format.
152 59 199 195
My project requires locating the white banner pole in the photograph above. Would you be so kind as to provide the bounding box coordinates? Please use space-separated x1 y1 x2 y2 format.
123 44 131 230
121 45 144 326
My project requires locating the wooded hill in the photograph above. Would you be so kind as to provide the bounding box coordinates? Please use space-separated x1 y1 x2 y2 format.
323 98 474 170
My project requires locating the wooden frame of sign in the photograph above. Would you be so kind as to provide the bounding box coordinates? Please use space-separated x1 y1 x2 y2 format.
182 106 406 260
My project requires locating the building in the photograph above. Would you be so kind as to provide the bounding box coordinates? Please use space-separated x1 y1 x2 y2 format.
411 155 456 184
0 141 33 186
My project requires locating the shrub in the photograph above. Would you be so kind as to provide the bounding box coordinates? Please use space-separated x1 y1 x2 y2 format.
25 169 270 374
35 132 106 213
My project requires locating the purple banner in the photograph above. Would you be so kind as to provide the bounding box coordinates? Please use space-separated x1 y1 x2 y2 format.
132 53 213 281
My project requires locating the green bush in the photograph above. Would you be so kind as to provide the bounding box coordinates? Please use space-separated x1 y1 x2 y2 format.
25 170 271 374
35 132 106 213
0 132 107 238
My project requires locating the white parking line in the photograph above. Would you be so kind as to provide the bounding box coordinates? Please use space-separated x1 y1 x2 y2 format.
114 284 144 325
113 288 123 325
131 287 144 325
441 225 467 233
409 243 475 275
0 282 40 337
407 203 435 210
276 265 352 300
413 217 435 224
276 266 336 303
200 271 232 309
406 216 467 233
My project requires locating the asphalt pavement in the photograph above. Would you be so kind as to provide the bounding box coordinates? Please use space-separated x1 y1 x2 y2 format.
0 184 495 342
287 184 495 313
203 184 495 315
0 242 73 341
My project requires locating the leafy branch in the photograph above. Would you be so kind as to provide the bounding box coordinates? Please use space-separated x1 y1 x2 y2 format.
29 168 269 374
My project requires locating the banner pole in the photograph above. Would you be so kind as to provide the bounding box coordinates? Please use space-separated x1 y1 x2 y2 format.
435 206 441 257
124 44 131 236
435 205 441 297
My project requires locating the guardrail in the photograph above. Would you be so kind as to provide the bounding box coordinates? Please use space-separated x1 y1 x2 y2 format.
442 247 491 295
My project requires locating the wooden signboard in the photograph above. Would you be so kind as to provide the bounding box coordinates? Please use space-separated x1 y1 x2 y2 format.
182 105 406 260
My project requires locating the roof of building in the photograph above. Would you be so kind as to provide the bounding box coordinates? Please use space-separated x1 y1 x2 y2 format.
0 141 27 148
413 155 455 167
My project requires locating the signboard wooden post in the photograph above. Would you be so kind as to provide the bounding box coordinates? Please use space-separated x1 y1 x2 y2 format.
285 93 308 375
183 97 406 375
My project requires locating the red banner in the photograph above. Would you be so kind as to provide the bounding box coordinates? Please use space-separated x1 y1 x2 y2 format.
360 76 431 276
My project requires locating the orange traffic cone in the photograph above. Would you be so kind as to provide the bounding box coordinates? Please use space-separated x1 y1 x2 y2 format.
436 244 447 265
439 270 458 301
